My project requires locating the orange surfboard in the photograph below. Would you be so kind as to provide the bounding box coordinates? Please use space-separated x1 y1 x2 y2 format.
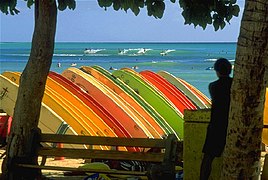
62 68 150 138
80 66 164 138
49 72 132 139
3 72 108 140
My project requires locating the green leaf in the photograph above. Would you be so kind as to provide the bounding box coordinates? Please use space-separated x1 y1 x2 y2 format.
128 0 140 16
226 14 232 22
122 1 130 12
131 5 140 16
213 19 220 31
232 4 239 17
112 0 121 11
67 0 76 10
13 8 19 14
137 0 144 8
27 0 34 8
220 21 226 29
58 0 67 11
98 0 112 8
152 1 165 19
0 2 8 14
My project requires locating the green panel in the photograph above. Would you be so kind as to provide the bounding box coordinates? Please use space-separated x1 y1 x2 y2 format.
184 109 222 180
184 109 211 122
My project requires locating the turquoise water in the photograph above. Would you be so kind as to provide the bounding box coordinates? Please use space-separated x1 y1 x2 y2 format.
0 42 236 97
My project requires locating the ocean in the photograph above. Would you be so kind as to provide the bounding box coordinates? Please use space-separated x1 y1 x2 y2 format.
0 42 236 97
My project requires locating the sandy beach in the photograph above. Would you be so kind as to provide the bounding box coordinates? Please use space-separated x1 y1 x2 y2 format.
0 149 86 179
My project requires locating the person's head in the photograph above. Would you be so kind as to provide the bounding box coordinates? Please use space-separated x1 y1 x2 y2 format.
214 58 232 77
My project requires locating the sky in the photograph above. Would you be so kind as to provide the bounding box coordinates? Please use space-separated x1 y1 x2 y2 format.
0 0 245 42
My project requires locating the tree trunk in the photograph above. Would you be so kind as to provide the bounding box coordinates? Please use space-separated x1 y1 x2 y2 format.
2 0 57 179
222 0 268 179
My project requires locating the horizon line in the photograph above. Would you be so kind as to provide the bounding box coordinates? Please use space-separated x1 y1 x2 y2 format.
1 41 237 43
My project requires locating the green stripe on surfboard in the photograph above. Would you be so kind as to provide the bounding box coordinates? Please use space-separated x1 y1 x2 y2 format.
112 69 184 139
91 65 173 135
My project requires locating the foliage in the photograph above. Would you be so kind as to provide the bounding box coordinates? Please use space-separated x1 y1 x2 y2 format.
98 0 166 19
0 0 239 31
0 0 76 15
179 0 240 30
97 0 240 31
0 0 19 15
58 0 76 11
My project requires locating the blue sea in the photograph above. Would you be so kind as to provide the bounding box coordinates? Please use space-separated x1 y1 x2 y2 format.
0 42 236 97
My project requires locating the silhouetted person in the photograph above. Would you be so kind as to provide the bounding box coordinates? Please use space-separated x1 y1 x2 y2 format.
200 58 233 180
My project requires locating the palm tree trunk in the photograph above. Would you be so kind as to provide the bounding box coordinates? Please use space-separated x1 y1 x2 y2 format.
222 0 268 179
2 0 57 179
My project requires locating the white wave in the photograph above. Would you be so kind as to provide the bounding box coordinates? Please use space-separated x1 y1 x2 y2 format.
204 58 217 62
4 54 30 57
136 48 151 54
128 48 140 51
118 48 152 55
53 54 81 57
160 49 175 56
84 54 109 57
118 49 129 55
84 49 105 54
165 49 175 53
204 58 235 62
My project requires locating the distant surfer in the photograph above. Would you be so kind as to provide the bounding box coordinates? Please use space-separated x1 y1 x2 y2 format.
200 58 233 180
160 50 167 56
205 67 214 70
57 62 61 68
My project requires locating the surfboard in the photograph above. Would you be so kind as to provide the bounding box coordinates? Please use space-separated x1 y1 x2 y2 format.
90 65 172 136
179 78 211 107
112 69 184 139
6 72 116 137
62 68 151 138
0 74 80 148
263 88 268 145
46 75 118 138
80 66 163 138
120 68 184 116
157 70 210 109
2 72 104 141
48 72 132 139
78 67 156 139
140 70 197 115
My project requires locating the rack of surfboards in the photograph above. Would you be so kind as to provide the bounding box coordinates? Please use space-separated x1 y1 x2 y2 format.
0 66 267 146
